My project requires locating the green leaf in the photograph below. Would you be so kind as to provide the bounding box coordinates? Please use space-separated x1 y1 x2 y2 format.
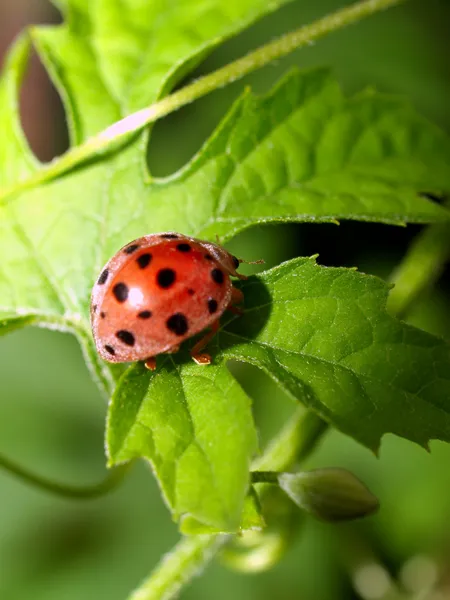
106 255 450 529
107 360 258 532
218 257 450 451
2 23 450 394
189 69 450 238
32 0 295 142
1 0 450 489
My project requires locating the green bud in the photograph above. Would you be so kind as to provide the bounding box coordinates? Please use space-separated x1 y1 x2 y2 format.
278 468 379 522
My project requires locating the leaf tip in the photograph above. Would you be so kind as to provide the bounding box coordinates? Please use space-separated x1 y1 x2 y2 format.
106 454 130 470
368 439 381 458
106 458 115 469
418 191 446 204
421 440 432 453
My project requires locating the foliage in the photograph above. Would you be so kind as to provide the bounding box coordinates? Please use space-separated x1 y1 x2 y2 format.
1 0 450 598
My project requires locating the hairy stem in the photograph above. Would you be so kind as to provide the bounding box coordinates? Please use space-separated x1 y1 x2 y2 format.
0 453 129 499
128 535 229 600
387 201 450 318
1 0 407 203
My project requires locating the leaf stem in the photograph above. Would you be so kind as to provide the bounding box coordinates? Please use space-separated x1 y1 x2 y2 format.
128 535 229 600
1 0 407 203
0 452 129 499
252 407 328 472
387 199 450 318
251 471 279 484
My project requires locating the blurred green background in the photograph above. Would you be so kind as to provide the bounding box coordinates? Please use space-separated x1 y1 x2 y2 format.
1 1 450 598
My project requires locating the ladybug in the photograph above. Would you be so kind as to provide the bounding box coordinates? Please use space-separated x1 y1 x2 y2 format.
90 232 253 370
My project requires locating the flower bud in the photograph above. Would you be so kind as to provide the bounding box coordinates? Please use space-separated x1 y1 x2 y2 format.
278 468 379 522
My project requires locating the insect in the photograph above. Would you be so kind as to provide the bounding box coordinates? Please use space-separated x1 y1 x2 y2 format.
90 232 253 370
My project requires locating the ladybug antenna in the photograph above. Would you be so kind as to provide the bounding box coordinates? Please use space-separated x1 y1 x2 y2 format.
234 257 265 266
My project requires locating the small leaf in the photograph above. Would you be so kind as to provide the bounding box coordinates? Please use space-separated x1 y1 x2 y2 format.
219 257 450 451
107 359 258 533
278 468 379 522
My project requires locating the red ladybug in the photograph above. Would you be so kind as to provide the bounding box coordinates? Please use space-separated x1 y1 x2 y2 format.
90 232 251 370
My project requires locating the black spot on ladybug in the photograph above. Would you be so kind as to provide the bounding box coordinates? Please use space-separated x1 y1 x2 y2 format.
116 330 135 346
176 243 191 252
166 313 188 336
161 233 179 239
124 244 139 254
205 254 213 261
208 298 218 314
137 253 152 269
157 268 176 288
105 345 115 355
138 310 152 319
113 282 129 302
187 288 195 296
92 304 97 313
232 255 240 269
100 311 106 319
211 268 224 284
98 269 109 285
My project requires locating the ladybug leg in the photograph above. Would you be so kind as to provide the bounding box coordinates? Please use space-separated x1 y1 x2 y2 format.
190 319 220 365
227 286 244 315
144 357 157 371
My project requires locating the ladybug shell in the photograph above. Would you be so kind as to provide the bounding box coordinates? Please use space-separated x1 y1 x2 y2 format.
91 233 239 363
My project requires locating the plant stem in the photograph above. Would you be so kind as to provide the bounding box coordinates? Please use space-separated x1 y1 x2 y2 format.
0 452 129 499
128 535 229 600
387 205 450 318
252 407 328 472
251 471 279 484
1 0 407 203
